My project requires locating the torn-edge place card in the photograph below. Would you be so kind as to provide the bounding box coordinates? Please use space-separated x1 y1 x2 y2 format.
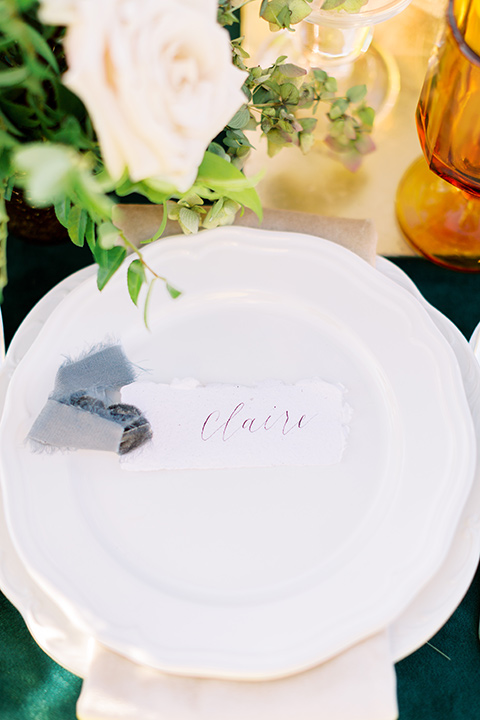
120 378 352 471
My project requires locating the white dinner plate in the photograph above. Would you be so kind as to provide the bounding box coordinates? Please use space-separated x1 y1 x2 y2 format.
0 307 4 363
376 257 480 659
1 256 478 677
0 227 476 679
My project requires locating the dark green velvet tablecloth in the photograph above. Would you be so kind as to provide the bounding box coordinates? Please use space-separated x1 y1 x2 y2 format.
2 234 480 720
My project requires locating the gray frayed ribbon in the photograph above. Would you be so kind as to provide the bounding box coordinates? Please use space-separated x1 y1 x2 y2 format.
27 344 152 455
29 400 124 453
53 344 137 400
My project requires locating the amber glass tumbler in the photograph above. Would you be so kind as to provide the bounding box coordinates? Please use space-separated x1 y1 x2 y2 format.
396 0 480 270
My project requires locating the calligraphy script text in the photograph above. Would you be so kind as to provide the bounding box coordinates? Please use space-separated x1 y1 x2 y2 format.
201 402 317 442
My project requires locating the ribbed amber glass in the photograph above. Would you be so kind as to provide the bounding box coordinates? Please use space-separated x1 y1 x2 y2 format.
417 0 480 196
396 0 480 270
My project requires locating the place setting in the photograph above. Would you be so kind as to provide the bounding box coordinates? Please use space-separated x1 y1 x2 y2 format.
1 1 480 719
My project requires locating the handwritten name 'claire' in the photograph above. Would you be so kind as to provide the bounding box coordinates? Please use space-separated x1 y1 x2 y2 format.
201 402 317 442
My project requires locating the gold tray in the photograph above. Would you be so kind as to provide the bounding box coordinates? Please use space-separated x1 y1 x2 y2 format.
241 1 447 256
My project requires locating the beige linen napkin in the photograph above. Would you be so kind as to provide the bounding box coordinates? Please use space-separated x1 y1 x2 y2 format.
77 206 398 720
112 204 377 266
77 633 397 720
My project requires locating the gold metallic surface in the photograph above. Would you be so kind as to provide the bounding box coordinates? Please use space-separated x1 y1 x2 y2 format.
242 1 447 256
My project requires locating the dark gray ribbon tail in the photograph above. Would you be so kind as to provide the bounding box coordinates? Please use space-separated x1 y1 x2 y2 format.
27 344 152 456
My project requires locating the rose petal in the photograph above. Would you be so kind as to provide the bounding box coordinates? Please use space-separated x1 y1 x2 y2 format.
59 0 246 191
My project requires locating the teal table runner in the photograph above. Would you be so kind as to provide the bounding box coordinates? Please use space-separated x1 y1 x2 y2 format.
2 235 480 720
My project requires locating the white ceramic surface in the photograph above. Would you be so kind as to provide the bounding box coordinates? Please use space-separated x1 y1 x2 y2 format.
0 266 95 677
470 320 480 358
0 232 471 674
0 308 4 362
378 257 480 659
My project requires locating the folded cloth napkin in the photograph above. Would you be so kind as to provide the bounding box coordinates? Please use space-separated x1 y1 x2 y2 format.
112 205 377 266
77 208 398 720
77 633 398 720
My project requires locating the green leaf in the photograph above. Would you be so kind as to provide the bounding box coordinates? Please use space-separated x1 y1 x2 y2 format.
288 0 313 23
224 131 254 149
196 151 259 192
260 115 274 133
203 197 240 229
179 192 204 207
14 143 75 206
54 197 71 228
252 86 275 106
53 116 93 150
355 133 376 155
321 0 345 8
85 214 96 252
313 68 328 83
280 83 300 104
207 141 229 161
228 105 251 130
0 150 12 184
223 137 240 149
277 118 295 134
0 129 18 149
298 117 317 133
115 176 175 204
67 205 87 247
324 134 346 153
166 283 181 299
267 137 284 157
356 105 375 129
0 104 27 136
261 79 281 96
322 0 367 9
97 221 120 249
324 77 338 93
346 84 367 103
14 0 38 14
178 206 200 234
343 117 358 140
56 84 87 121
299 131 315 154
278 63 307 78
0 67 30 88
205 198 225 223
24 25 60 72
329 98 349 119
195 151 263 221
261 1 293 28
341 0 368 10
0 38 16 54
339 149 363 171
93 245 127 290
127 259 146 306
266 127 290 145
329 118 345 138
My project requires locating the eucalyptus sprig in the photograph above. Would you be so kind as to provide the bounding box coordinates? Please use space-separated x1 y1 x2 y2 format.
219 0 368 32
321 0 368 11
218 0 256 26
219 54 375 172
260 0 313 31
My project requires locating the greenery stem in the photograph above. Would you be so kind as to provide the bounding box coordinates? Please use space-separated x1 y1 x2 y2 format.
120 232 169 284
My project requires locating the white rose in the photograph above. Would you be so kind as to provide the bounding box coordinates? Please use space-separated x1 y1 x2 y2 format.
40 0 220 24
38 0 79 25
42 0 247 192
